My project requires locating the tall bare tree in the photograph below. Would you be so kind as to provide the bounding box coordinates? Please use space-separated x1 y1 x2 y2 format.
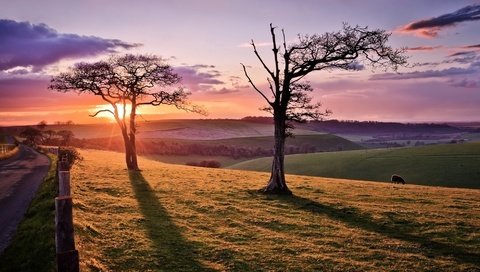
50 54 204 170
242 24 407 194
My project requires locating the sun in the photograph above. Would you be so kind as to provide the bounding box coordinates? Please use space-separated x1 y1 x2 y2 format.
91 103 137 122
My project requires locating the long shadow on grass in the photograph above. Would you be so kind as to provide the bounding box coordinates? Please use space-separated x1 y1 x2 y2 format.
129 171 210 271
265 193 479 266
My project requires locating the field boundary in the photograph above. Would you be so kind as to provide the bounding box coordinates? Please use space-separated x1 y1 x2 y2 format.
55 156 80 272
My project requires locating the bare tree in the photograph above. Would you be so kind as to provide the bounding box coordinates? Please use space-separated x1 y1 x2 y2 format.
242 24 407 194
37 120 47 130
43 129 56 141
56 130 74 146
20 127 43 146
49 54 204 170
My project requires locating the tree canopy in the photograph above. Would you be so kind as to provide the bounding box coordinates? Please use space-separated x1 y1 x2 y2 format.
49 54 204 170
242 23 407 194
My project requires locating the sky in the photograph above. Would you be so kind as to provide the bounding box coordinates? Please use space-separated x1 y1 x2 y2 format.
1 0 480 125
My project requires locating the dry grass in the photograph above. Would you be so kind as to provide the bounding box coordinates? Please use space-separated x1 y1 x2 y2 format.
71 149 480 271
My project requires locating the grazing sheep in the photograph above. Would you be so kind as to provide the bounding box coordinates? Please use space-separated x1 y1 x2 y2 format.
391 174 405 184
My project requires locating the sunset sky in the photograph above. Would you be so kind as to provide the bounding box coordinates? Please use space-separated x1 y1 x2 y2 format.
1 0 480 125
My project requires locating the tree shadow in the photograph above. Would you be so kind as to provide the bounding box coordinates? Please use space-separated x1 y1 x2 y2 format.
263 193 479 266
128 171 210 271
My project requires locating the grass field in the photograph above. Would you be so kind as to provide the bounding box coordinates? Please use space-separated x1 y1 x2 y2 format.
144 154 243 167
150 134 360 150
229 142 480 189
70 149 480 271
142 134 361 167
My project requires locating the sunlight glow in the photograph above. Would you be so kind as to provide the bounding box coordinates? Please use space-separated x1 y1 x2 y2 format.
91 103 138 122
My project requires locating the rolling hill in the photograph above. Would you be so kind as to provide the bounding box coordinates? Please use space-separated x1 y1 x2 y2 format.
3 119 320 140
69 149 479 271
76 134 362 167
229 142 480 189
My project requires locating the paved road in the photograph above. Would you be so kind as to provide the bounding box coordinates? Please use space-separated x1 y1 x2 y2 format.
0 145 50 253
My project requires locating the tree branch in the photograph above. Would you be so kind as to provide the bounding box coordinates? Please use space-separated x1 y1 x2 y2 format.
270 23 281 86
267 78 275 97
89 109 114 117
241 63 273 105
251 40 275 78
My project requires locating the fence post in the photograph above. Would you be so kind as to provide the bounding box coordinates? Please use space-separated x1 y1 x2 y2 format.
59 156 69 171
55 196 75 252
58 171 71 196
55 196 79 271
55 154 79 272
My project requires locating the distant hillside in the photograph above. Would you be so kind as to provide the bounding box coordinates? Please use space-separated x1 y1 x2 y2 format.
74 134 362 161
3 119 321 140
300 120 467 135
3 118 473 140
229 142 480 189
241 117 469 135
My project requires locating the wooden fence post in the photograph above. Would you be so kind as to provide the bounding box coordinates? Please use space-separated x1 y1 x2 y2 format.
55 196 79 272
55 154 79 272
58 171 71 196
59 157 69 171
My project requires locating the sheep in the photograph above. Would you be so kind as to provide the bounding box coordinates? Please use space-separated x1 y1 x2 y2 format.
391 174 405 184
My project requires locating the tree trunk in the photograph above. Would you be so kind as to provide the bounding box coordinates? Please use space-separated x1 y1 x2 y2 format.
262 113 292 195
128 101 139 170
118 124 137 170
128 135 139 170
115 103 140 171
121 131 134 170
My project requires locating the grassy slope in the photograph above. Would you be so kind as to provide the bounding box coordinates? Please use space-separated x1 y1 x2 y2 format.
144 134 361 167
152 134 361 150
45 120 318 140
71 149 479 271
144 154 244 167
0 154 56 272
229 142 480 189
136 119 319 139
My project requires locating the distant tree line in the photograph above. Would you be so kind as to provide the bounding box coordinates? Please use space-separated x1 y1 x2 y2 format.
19 121 75 147
186 160 221 168
69 137 320 159
241 117 468 135
299 120 465 134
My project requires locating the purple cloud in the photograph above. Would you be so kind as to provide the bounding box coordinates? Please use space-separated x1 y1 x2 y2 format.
370 67 476 80
407 46 443 51
448 78 480 88
173 65 247 94
346 61 365 71
462 44 480 49
190 64 216 69
0 77 98 111
174 65 224 92
209 87 239 95
0 19 140 71
448 51 477 57
399 4 480 37
443 51 480 65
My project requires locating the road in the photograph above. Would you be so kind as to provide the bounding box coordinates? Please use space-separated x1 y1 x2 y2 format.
0 145 50 253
